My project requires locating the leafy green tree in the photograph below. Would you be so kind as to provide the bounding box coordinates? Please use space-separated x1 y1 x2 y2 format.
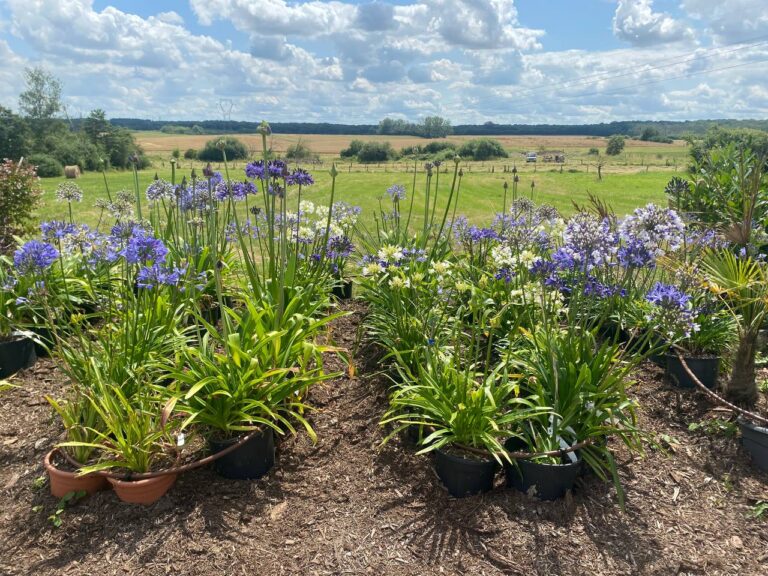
0 159 42 253
0 106 30 161
605 135 626 156
18 67 62 120
82 109 110 144
418 116 452 139
357 142 396 163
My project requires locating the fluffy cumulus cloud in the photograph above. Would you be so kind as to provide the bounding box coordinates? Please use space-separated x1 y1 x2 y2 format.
0 0 766 123
681 0 768 43
613 0 695 46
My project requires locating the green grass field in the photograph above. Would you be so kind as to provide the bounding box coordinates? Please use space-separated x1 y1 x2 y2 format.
37 162 673 228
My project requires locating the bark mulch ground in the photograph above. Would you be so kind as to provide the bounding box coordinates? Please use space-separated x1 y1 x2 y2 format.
1 303 767 575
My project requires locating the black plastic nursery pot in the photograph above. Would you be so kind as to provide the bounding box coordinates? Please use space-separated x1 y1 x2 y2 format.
665 354 719 389
738 417 768 472
0 333 37 378
434 447 497 498
503 438 582 500
331 280 353 301
209 427 275 480
31 326 53 358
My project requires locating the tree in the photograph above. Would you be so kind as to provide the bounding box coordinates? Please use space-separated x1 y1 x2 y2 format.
418 116 452 139
605 135 626 156
0 106 31 161
82 109 110 144
18 67 62 120
458 138 508 160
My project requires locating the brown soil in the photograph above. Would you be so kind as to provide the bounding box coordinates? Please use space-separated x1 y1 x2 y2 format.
1 303 767 575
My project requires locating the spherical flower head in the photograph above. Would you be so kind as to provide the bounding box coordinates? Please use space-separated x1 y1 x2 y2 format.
146 179 174 202
562 213 618 269
245 161 266 180
328 235 354 259
377 244 404 264
386 184 406 201
55 181 84 203
619 204 684 256
361 262 384 276
287 168 314 187
121 230 168 265
40 220 77 241
646 282 690 310
13 240 59 274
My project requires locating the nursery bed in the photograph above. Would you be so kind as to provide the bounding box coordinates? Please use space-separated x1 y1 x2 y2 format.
1 303 766 576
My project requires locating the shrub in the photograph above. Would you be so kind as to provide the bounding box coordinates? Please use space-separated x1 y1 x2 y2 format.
605 135 626 156
588 147 600 155
286 141 316 161
340 139 364 158
458 138 508 161
0 159 43 253
27 153 63 177
357 142 396 163
184 148 198 160
197 137 248 162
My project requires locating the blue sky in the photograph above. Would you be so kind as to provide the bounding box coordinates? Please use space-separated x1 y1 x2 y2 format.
0 0 767 124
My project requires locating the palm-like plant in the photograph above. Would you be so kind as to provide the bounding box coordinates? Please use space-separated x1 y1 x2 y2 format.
702 249 768 404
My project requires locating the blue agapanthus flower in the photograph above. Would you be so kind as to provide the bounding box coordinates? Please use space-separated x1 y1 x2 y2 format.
136 263 188 289
40 221 77 241
121 231 168 265
287 168 314 187
646 282 690 309
386 184 406 201
13 240 59 274
146 179 174 202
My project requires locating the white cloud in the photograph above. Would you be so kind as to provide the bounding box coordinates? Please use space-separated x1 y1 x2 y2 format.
681 0 768 43
0 0 766 123
613 0 695 46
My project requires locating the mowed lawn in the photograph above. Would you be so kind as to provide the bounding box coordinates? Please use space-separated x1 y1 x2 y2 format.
37 164 672 227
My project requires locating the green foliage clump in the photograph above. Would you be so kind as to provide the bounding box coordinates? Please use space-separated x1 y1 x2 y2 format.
341 140 397 162
605 135 626 156
0 159 43 253
183 148 198 160
197 137 249 162
285 141 316 161
458 138 508 161
27 153 63 177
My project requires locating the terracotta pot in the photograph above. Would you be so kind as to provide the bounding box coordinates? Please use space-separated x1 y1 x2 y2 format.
107 473 177 505
44 449 110 498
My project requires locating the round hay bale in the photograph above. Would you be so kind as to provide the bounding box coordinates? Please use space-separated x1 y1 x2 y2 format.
64 165 81 179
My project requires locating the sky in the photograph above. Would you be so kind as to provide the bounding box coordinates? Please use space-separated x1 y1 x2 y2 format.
0 0 767 124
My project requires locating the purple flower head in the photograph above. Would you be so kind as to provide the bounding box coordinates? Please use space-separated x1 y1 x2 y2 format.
619 204 684 256
583 277 625 299
146 179 174 202
646 282 690 310
245 161 265 180
121 230 168 265
136 263 188 289
495 267 514 283
215 180 257 201
327 235 354 259
268 183 285 198
13 241 59 274
40 221 77 241
562 213 618 270
529 259 557 278
386 184 406 201
287 168 314 187
268 160 288 178
618 239 655 268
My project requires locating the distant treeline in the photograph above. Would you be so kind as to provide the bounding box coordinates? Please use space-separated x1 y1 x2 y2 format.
107 118 768 139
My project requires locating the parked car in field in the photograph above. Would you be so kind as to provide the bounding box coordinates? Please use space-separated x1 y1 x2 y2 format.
526 152 537 163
